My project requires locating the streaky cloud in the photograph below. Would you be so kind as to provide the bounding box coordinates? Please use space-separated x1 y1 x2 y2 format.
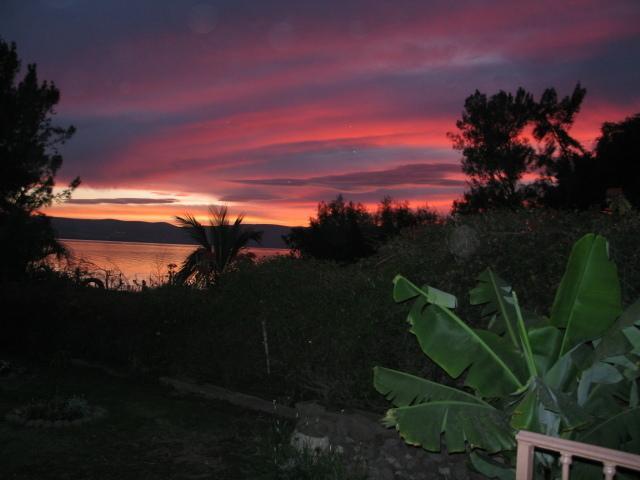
234 163 463 190
67 197 178 205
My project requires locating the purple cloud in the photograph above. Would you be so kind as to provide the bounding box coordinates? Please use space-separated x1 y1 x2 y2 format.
234 163 462 190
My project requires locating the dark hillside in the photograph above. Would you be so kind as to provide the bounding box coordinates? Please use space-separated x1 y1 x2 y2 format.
51 217 292 248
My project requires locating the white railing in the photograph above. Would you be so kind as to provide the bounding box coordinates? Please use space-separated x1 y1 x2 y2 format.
516 431 640 480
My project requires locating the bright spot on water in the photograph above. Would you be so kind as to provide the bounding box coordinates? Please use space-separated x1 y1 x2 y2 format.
187 4 218 35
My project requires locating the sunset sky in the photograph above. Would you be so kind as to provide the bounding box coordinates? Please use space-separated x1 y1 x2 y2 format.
2 0 639 225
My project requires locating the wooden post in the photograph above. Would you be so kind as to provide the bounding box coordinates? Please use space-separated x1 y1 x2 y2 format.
516 439 535 480
559 452 572 480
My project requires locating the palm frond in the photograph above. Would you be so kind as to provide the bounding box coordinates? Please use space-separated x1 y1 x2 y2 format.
176 205 263 286
175 214 211 250
209 205 230 227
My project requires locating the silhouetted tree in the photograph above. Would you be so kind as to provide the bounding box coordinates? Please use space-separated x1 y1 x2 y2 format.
449 84 586 213
533 84 586 159
449 88 535 213
284 195 376 262
523 152 601 209
0 39 79 279
175 206 262 287
593 113 640 208
375 196 438 236
526 84 592 208
285 195 440 261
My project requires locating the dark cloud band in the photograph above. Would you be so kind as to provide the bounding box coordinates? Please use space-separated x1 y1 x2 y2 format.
66 198 178 205
234 162 463 190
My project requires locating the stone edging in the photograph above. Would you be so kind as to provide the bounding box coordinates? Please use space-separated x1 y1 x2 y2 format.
159 376 481 480
159 376 298 419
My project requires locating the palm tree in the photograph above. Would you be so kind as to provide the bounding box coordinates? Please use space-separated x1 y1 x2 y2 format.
174 205 263 287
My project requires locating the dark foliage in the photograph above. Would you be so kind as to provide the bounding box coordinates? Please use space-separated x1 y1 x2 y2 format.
3 210 639 409
284 195 439 262
524 152 602 210
0 38 79 279
520 113 640 212
284 195 377 262
449 88 536 213
594 113 640 208
449 84 587 213
0 210 65 279
375 196 438 237
174 205 263 287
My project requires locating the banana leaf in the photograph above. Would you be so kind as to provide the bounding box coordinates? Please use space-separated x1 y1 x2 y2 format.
470 268 521 348
470 269 540 379
393 274 457 307
573 406 640 480
511 377 589 435
469 451 515 480
577 406 640 451
577 362 624 406
383 400 514 453
374 368 516 455
581 382 630 418
550 234 622 357
373 366 487 406
528 325 562 375
595 300 640 360
406 296 527 397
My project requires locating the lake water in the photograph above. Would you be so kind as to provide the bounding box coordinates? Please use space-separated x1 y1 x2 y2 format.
60 239 287 285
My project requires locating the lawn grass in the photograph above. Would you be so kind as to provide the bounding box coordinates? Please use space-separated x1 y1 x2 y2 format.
0 363 358 480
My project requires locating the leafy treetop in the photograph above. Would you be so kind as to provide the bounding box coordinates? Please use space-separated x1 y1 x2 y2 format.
0 38 79 214
449 84 586 213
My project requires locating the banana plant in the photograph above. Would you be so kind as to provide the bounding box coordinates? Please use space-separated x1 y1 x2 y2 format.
374 233 640 478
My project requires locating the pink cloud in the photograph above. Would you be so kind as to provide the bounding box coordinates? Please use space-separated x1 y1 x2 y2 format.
14 0 636 225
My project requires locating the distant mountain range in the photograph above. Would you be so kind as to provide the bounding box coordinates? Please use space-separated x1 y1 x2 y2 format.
51 217 293 249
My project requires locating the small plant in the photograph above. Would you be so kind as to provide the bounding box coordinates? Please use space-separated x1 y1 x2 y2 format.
277 447 364 480
374 233 640 478
260 419 366 480
5 395 105 428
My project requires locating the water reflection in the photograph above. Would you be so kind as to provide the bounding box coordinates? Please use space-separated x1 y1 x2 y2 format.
59 239 286 287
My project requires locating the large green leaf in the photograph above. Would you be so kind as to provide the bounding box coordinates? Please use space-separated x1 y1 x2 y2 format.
373 366 487 407
384 401 514 453
408 299 527 397
528 325 562 375
543 343 595 393
622 302 640 356
577 362 624 407
581 382 629 420
511 378 588 435
577 406 640 451
393 275 457 308
470 270 539 378
595 300 640 361
469 452 515 480
550 234 622 357
470 268 520 347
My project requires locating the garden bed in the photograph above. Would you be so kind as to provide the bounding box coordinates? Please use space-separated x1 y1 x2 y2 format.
0 363 364 479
